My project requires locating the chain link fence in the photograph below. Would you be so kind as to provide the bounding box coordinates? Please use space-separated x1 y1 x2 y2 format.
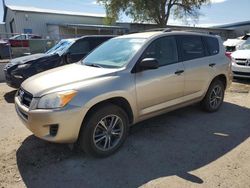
0 32 111 60
0 33 63 60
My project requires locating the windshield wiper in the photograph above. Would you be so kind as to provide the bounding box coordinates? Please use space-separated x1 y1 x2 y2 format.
85 63 103 68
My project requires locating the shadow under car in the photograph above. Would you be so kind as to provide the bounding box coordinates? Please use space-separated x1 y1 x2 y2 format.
16 102 250 188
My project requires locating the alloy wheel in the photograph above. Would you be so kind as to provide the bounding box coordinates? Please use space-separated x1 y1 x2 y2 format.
93 115 124 151
209 85 223 109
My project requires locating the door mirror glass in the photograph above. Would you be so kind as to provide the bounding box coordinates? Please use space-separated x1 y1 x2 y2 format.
139 58 159 70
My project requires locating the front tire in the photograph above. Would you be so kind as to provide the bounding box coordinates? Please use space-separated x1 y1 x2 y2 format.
79 104 129 157
201 79 225 112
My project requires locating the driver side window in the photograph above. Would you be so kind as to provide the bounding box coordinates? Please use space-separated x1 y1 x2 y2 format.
143 36 178 66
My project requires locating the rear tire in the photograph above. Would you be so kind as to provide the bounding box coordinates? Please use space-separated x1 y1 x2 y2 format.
201 79 225 112
78 104 129 157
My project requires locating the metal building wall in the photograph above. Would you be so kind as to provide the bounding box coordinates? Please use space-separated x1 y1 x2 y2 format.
227 25 250 37
4 8 16 34
12 11 105 37
0 23 6 33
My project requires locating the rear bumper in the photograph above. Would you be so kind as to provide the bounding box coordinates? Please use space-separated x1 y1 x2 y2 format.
15 96 88 143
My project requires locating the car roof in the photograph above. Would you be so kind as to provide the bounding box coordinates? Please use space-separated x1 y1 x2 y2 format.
78 35 115 40
116 31 219 39
117 32 162 39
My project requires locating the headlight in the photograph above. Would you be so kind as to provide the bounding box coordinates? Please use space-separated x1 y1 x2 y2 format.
18 64 30 69
37 90 77 109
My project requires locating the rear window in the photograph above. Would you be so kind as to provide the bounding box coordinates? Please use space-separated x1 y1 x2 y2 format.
179 36 205 61
225 46 236 52
204 37 220 55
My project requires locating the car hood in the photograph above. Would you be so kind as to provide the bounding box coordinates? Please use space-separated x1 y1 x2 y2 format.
22 63 119 97
231 50 250 59
9 53 48 65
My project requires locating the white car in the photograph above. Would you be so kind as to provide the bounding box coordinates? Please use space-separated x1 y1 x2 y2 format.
223 34 250 59
231 39 250 78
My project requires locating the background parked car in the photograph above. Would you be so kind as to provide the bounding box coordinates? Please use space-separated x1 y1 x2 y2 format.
4 35 114 88
231 38 250 78
223 33 250 59
9 34 42 47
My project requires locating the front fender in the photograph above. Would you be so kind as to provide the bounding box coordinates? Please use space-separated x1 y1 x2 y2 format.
82 91 138 122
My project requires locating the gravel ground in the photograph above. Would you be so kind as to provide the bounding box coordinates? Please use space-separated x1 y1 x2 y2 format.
0 80 250 188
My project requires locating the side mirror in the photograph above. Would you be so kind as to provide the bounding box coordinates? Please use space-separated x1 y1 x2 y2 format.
139 58 159 71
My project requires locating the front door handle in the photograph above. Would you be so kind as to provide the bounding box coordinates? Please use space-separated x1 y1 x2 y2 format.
175 70 184 75
209 63 216 67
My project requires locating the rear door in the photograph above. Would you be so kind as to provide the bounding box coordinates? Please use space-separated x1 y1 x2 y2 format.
177 35 214 99
135 36 185 116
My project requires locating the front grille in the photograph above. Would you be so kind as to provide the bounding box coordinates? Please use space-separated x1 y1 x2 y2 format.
235 59 250 66
18 88 33 108
233 71 250 76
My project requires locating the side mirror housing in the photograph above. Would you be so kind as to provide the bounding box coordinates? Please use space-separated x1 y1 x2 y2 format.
139 58 159 71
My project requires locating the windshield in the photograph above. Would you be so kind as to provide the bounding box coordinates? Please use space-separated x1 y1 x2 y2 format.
46 40 75 55
82 38 146 68
238 39 250 50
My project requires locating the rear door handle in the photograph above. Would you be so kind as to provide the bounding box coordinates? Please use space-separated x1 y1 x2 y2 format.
175 70 184 75
209 63 216 67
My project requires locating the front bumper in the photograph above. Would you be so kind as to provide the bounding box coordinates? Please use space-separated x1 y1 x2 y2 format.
15 96 87 143
232 62 250 78
4 69 24 88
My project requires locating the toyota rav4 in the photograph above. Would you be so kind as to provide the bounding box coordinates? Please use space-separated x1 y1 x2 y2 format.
15 30 232 157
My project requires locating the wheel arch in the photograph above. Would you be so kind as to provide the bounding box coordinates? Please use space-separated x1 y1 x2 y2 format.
82 97 134 127
211 74 227 88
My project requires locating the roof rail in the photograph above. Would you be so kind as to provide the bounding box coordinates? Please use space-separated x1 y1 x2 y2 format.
144 28 172 33
184 30 216 35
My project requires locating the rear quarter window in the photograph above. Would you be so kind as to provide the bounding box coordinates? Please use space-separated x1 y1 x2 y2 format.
204 36 220 56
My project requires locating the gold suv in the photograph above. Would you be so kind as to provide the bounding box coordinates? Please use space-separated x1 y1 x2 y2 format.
15 30 232 157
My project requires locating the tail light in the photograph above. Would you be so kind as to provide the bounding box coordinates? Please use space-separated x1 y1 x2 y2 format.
225 52 232 60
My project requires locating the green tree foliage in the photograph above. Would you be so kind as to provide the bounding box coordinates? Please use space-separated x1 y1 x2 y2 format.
98 0 210 26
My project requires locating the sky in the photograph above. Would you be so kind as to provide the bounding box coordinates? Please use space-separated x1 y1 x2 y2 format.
0 0 250 27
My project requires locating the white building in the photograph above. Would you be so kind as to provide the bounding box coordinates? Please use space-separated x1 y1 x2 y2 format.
2 2 127 39
1 0 250 40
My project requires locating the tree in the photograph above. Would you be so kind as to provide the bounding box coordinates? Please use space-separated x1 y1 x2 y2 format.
98 0 210 26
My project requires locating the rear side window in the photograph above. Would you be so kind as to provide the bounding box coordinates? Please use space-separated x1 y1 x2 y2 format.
90 37 111 50
204 36 220 55
69 40 90 54
143 36 178 66
179 36 205 61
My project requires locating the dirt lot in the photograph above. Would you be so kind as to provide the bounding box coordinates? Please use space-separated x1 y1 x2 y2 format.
0 80 250 188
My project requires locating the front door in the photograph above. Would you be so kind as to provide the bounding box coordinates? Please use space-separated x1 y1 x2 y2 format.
135 36 185 116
